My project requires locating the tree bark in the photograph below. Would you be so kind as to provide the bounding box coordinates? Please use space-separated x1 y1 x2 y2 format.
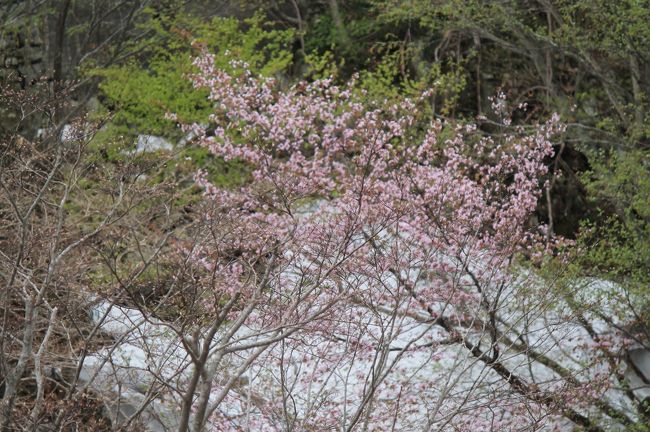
327 0 351 51
52 0 71 86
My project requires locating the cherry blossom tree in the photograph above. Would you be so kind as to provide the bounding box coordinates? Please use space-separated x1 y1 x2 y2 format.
76 55 647 432
137 53 645 432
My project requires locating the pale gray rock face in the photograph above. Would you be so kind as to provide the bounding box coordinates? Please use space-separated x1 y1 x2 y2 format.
79 277 646 431
135 135 174 153
81 300 184 431
33 124 78 142
60 124 75 142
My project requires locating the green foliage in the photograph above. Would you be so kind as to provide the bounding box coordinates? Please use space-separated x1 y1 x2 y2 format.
84 10 292 190
625 421 650 432
579 150 650 281
357 48 411 101
587 150 650 222
562 150 650 329
91 12 294 141
302 50 341 81
154 145 251 191
303 2 374 63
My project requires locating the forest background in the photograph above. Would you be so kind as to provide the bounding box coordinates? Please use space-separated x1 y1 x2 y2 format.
1 0 650 430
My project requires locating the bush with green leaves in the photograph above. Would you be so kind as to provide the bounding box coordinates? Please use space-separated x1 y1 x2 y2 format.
92 12 294 141
576 150 650 324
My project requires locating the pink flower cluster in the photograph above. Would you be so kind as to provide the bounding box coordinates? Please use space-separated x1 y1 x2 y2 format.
174 55 618 431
